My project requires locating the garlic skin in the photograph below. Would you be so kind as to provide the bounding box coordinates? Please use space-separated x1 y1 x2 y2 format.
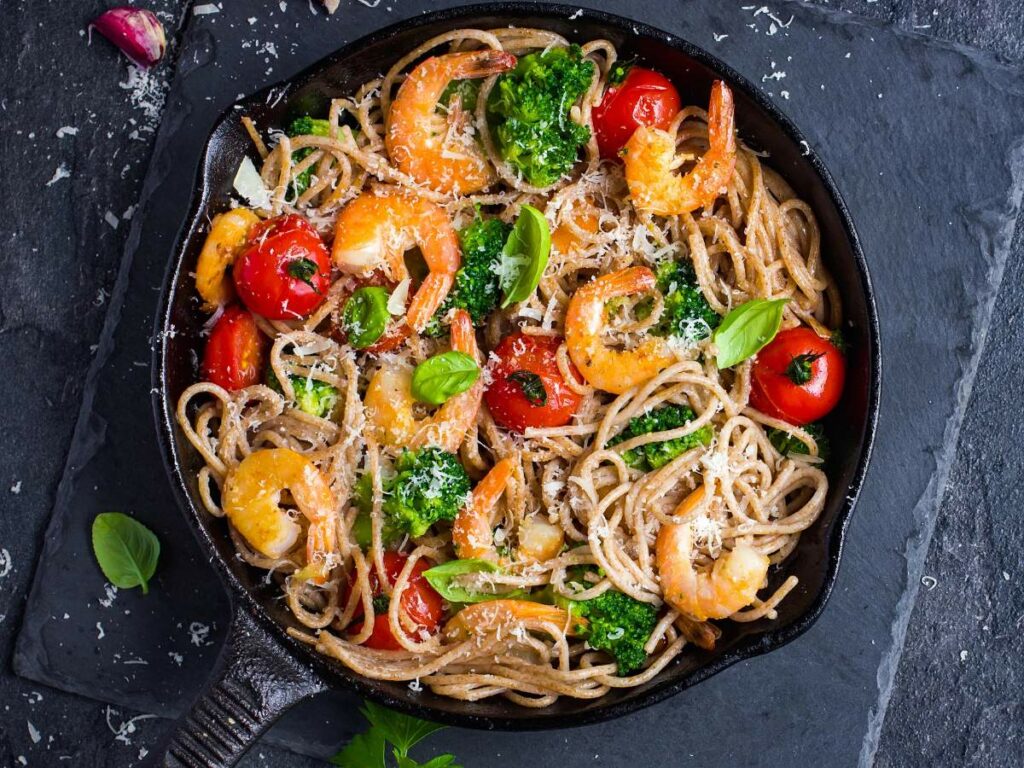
91 8 167 68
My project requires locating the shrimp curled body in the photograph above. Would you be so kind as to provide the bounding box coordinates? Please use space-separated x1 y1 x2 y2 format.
655 486 769 621
332 190 460 341
387 50 517 194
565 266 675 395
624 80 737 216
452 457 564 563
222 448 338 584
364 309 483 452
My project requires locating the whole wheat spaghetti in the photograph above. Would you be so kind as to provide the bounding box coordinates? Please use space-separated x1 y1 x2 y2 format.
178 27 839 706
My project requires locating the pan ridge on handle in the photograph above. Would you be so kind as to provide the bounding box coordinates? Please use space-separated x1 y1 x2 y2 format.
147 608 326 767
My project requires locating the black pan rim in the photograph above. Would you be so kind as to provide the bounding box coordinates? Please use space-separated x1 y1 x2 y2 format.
154 1 882 731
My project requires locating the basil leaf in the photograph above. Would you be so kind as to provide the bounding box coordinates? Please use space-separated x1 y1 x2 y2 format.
342 286 390 349
411 351 479 405
423 558 523 604
91 512 160 594
507 370 547 406
713 298 788 369
499 205 551 308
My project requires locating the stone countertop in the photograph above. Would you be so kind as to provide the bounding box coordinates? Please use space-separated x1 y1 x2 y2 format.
0 1 1021 766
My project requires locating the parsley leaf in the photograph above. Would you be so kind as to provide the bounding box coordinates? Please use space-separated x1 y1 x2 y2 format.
331 701 457 768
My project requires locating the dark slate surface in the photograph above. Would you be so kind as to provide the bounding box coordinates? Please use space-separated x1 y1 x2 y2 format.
1 1 1023 767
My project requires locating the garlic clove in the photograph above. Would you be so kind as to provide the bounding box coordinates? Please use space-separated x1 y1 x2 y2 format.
91 7 167 69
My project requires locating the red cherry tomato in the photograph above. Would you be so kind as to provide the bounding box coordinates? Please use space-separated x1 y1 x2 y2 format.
484 334 583 433
750 327 846 426
201 305 265 390
233 214 330 320
346 552 444 650
593 66 682 160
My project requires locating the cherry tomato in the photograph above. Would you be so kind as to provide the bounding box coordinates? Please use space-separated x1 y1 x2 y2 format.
749 327 846 426
233 214 330 320
346 552 444 650
201 305 265 391
592 66 682 160
484 334 583 433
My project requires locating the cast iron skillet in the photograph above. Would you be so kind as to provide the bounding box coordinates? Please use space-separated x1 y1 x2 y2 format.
152 4 881 766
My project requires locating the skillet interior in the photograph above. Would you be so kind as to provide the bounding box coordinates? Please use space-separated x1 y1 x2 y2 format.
157 3 880 729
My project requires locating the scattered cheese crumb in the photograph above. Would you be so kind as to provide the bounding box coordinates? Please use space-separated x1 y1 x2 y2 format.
104 211 120 230
10 480 21 494
959 649 968 662
193 3 221 15
56 126 79 138
46 164 71 186
96 621 105 640
233 157 272 208
28 721 41 744
920 575 937 590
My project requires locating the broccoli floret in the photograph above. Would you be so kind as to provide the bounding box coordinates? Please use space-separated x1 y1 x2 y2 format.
647 259 720 344
608 404 713 471
267 369 339 419
561 589 658 675
286 116 332 198
349 484 403 548
424 214 511 336
354 447 471 538
486 45 595 187
768 422 830 463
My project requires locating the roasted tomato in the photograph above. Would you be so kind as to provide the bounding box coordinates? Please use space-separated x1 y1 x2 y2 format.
484 333 583 433
201 305 265 390
347 552 444 650
750 327 846 426
233 214 330 320
592 66 682 160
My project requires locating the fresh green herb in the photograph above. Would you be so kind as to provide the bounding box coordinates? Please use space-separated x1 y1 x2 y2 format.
342 286 391 349
411 351 479 405
354 448 472 538
785 353 823 385
712 298 788 369
425 213 511 336
372 594 391 614
650 259 720 343
768 422 830 463
286 258 322 293
507 370 547 406
331 701 459 768
423 558 524 604
266 369 339 419
91 512 160 594
286 116 332 198
498 205 551 307
487 45 595 186
607 404 714 471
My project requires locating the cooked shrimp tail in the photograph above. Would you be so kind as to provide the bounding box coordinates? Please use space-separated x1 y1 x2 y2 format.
565 266 675 395
625 80 737 215
387 50 517 194
453 457 516 560
656 486 769 621
222 448 338 584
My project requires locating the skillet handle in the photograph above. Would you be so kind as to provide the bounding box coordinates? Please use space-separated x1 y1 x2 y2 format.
152 607 326 767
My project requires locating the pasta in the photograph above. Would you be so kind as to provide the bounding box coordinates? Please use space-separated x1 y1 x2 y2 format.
177 26 842 706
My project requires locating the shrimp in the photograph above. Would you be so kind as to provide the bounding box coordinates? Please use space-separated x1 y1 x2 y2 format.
565 266 675 395
655 486 769 621
332 190 460 339
624 80 737 216
453 457 565 562
194 207 259 310
387 50 517 194
364 309 483 452
222 448 338 584
445 599 585 640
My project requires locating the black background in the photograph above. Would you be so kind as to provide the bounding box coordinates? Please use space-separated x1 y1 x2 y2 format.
1 1 1022 766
